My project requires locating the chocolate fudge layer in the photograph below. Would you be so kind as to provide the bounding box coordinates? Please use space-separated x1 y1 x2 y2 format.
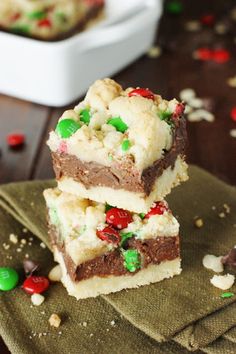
0 0 104 41
49 222 180 282
52 113 186 195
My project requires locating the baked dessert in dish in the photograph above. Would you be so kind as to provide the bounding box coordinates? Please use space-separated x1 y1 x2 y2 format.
47 78 188 213
44 188 181 299
0 0 105 41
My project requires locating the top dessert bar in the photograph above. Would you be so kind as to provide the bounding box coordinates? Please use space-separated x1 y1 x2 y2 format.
0 0 104 41
48 78 188 213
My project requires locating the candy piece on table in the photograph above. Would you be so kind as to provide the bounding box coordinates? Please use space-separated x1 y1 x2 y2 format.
212 49 230 63
7 133 25 148
23 259 40 276
194 48 213 61
166 0 183 15
200 14 215 26
56 119 81 139
210 274 235 290
128 88 155 100
230 107 236 122
106 207 132 229
96 226 121 245
23 276 50 294
0 267 19 291
31 293 45 306
221 292 234 299
48 265 62 282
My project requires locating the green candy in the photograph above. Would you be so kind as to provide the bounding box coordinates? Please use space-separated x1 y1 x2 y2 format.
221 292 234 299
80 109 91 125
139 213 146 219
0 267 19 291
166 0 183 15
56 119 81 138
27 11 46 20
121 139 130 152
11 24 30 35
108 117 128 133
49 208 59 225
123 249 141 272
158 110 173 126
120 232 133 247
105 204 113 212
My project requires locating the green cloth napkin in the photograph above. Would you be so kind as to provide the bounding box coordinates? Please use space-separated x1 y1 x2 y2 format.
0 165 236 354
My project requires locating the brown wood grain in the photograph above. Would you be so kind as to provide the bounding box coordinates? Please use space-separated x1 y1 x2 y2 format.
0 0 236 352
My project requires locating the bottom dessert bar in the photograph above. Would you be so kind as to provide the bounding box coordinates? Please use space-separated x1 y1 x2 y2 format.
44 188 181 299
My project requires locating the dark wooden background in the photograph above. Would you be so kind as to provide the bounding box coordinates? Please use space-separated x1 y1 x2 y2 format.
0 0 235 352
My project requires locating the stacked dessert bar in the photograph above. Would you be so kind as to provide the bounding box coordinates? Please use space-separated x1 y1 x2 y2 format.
0 0 104 41
44 78 188 299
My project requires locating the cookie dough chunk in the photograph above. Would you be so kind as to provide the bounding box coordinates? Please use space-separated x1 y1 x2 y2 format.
48 79 188 213
0 0 105 41
44 188 181 299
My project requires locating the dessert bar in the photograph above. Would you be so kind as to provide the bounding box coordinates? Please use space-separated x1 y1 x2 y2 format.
48 79 188 213
44 188 181 299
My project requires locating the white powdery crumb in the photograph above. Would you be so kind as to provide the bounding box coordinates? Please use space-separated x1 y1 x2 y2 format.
9 233 18 244
203 254 224 273
82 322 87 327
40 242 46 249
110 320 116 326
210 274 235 290
22 228 28 233
230 129 236 138
214 23 228 35
49 314 61 328
31 294 45 306
147 45 162 58
179 88 196 102
21 239 27 245
48 265 62 282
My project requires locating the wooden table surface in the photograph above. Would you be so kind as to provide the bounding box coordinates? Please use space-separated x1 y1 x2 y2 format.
0 0 235 353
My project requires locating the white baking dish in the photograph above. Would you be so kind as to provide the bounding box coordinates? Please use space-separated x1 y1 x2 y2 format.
0 0 163 107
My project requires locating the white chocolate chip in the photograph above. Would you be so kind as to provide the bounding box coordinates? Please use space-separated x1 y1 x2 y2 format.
179 88 196 102
210 274 235 290
147 46 162 58
188 97 203 109
9 233 18 244
31 294 45 306
203 255 224 273
49 314 61 328
48 265 62 282
185 20 201 32
230 129 236 138
40 242 46 249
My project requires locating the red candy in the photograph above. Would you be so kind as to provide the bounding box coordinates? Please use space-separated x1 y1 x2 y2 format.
96 226 121 244
200 14 215 26
195 48 230 63
23 276 49 295
145 201 169 219
231 107 236 122
128 88 155 100
7 133 25 148
195 48 213 61
106 207 132 229
38 18 52 27
212 49 230 63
